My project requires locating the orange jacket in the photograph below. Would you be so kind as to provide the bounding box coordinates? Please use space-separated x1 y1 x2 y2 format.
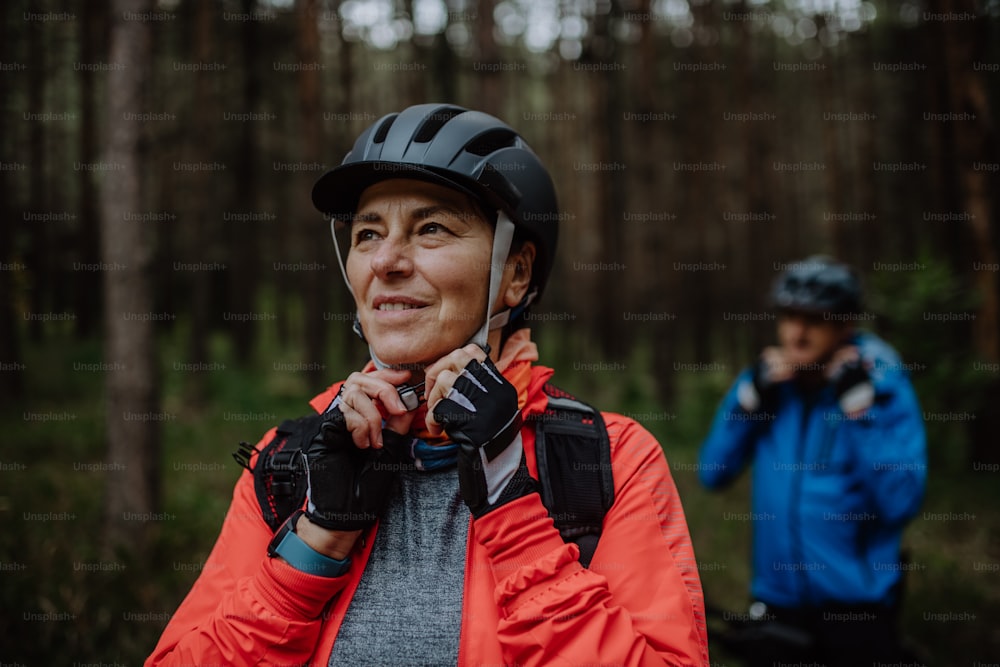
147 365 709 666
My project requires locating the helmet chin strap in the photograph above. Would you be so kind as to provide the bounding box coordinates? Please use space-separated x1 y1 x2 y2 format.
470 211 516 351
329 211 518 372
330 217 395 370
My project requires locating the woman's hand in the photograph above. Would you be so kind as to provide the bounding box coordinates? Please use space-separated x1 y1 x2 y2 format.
294 367 421 559
337 368 418 448
423 344 535 518
422 343 490 436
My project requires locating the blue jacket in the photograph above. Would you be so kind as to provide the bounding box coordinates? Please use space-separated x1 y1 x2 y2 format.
698 332 927 609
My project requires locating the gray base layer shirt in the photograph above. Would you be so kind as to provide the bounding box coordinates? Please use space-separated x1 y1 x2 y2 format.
329 464 468 666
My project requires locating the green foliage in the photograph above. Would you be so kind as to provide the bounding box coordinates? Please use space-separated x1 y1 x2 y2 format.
867 253 993 471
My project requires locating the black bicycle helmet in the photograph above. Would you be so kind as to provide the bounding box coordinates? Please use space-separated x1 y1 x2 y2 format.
771 256 862 315
311 103 559 299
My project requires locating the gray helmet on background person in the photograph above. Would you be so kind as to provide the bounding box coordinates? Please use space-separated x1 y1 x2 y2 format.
311 103 560 301
770 255 863 315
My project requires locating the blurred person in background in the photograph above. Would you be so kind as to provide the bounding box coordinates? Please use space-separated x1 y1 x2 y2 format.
147 104 709 666
698 256 927 666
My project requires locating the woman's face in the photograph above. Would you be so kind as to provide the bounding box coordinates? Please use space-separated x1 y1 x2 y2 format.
346 179 496 370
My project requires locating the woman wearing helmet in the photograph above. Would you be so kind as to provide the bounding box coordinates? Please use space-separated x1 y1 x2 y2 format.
147 105 709 666
698 256 927 666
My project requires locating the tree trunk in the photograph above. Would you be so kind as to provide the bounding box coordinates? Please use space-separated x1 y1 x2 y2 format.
101 0 159 557
432 26 457 103
685 0 717 367
405 0 429 105
0 0 22 401
229 0 262 364
184 0 217 403
297 0 327 388
475 0 501 114
820 43 847 260
736 0 773 361
76 0 106 339
920 14 958 267
26 11 46 343
855 28 879 271
636 0 654 112
586 0 628 359
934 0 1000 465
940 14 998 362
330 3 364 366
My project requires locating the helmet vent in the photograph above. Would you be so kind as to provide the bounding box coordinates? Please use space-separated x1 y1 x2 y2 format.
413 107 464 143
372 115 398 143
465 129 518 156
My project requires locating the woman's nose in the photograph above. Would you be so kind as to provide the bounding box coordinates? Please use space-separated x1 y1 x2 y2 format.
370 234 413 278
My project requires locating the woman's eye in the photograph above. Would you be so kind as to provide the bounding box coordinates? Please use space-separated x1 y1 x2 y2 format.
419 222 449 236
353 228 378 245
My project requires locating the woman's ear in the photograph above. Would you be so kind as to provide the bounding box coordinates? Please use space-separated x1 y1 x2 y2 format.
503 241 536 308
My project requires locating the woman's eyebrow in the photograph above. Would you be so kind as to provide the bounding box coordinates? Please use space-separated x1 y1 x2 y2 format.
351 211 381 224
351 204 479 224
412 204 470 221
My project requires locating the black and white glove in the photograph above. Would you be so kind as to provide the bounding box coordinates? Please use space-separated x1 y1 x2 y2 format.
829 357 875 415
432 357 537 518
303 406 407 531
737 357 781 413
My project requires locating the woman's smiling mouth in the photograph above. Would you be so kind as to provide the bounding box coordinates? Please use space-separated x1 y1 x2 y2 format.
377 303 423 311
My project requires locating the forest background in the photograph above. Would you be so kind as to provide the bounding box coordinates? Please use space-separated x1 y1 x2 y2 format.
1 0 999 663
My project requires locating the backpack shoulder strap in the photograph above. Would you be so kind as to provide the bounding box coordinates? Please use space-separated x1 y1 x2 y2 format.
530 382 615 568
233 412 326 531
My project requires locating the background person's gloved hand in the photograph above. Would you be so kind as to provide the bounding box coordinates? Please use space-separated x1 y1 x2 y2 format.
432 357 536 518
303 405 407 531
826 348 875 416
737 347 790 413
